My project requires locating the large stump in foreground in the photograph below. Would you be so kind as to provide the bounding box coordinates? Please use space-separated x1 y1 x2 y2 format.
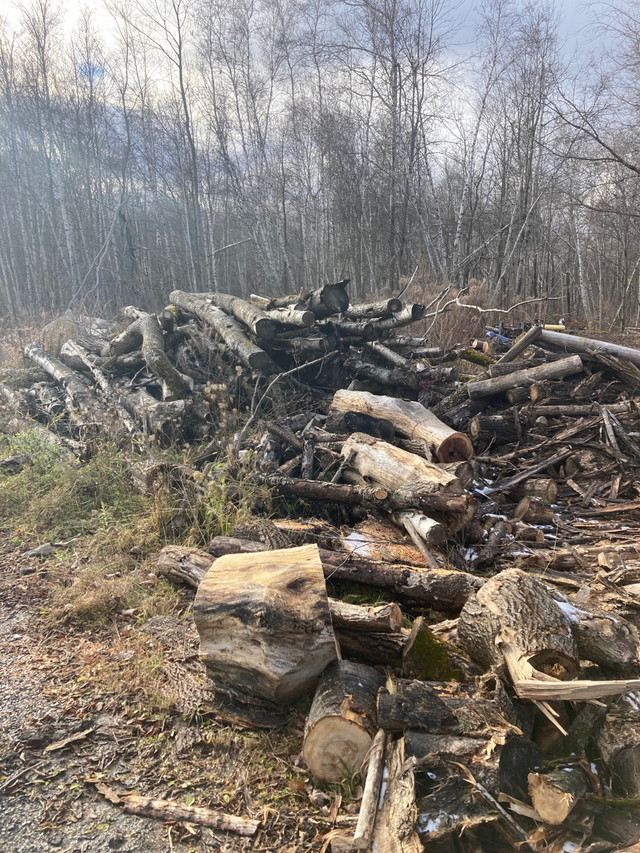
193 544 338 723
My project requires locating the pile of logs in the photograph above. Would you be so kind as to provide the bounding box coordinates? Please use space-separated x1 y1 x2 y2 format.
8 285 640 849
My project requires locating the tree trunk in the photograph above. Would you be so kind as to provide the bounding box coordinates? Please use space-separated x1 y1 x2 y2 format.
304 280 350 318
345 298 403 319
303 660 383 782
528 766 588 824
538 329 640 367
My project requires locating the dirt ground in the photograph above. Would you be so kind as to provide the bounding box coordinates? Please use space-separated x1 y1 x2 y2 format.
0 539 339 853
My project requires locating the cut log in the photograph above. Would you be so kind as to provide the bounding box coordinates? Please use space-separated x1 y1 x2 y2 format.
495 325 543 364
265 305 315 327
345 298 403 319
393 511 447 547
157 545 403 638
469 413 521 447
377 678 526 740
514 497 557 525
340 433 461 501
303 660 384 782
319 550 484 611
528 766 588 824
596 692 640 797
193 544 338 713
199 292 277 339
107 314 193 399
467 355 584 400
24 340 117 431
367 302 426 334
325 410 395 441
370 738 422 853
169 290 278 373
512 478 558 503
335 630 407 665
331 389 474 462
344 356 418 390
328 600 403 633
457 569 579 684
538 328 640 367
365 341 412 369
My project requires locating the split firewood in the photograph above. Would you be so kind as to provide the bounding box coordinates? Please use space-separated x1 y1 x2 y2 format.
303 660 384 782
369 738 422 853
353 728 387 850
467 355 584 400
330 389 474 462
193 544 338 716
121 794 259 836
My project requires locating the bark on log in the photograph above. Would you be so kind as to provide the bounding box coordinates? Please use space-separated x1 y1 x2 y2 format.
325 410 395 441
265 305 315 327
367 302 426 334
303 660 384 782
467 355 584 400
393 511 447 546
512 478 558 503
157 545 404 636
305 280 350 319
24 340 116 430
331 390 473 462
319 550 484 611
199 292 277 340
458 569 579 683
343 356 418 390
596 693 640 797
495 325 543 364
335 630 407 665
169 290 278 373
538 329 640 367
514 497 557 525
119 387 185 442
107 314 192 399
469 414 521 447
364 341 411 369
193 544 338 707
328 600 403 633
122 795 259 836
345 298 403 319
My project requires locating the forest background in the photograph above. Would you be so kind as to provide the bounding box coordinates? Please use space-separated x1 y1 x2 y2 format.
1 0 639 329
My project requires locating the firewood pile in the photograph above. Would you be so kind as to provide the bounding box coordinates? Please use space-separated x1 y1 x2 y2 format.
6 285 640 849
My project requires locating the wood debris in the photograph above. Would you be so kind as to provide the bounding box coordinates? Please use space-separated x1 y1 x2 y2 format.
10 290 640 850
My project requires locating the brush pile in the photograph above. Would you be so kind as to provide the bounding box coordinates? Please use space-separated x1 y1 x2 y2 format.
6 284 640 850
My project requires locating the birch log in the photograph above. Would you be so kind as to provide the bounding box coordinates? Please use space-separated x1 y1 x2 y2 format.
331 389 473 462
